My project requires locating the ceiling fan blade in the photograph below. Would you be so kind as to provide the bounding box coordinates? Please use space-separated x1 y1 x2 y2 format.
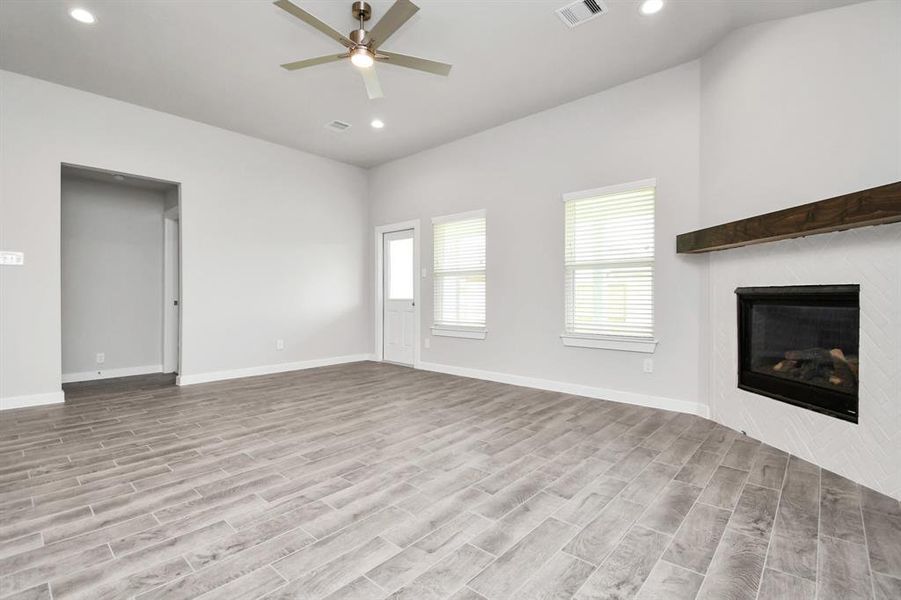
364 0 419 49
273 0 354 49
360 67 384 100
281 54 346 71
377 51 451 76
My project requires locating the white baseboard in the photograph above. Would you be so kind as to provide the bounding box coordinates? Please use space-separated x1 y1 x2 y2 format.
1 390 66 411
177 354 375 386
418 361 710 418
62 364 163 384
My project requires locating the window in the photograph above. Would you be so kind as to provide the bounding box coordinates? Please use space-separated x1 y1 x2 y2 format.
432 210 486 339
562 179 657 353
387 237 413 300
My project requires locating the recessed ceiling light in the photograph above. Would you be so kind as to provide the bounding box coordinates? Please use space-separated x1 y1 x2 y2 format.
371 119 385 129
113 174 125 181
639 0 664 16
69 8 96 24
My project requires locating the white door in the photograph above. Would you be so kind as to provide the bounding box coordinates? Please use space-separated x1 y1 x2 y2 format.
383 229 415 365
163 217 179 373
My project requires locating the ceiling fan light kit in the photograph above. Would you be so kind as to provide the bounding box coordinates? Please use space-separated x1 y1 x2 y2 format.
274 0 452 100
350 47 374 69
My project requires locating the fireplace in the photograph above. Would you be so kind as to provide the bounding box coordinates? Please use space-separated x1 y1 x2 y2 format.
735 285 859 422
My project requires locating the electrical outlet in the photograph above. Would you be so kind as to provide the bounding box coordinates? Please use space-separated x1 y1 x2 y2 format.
642 358 653 373
276 339 285 351
96 352 105 364
424 337 431 349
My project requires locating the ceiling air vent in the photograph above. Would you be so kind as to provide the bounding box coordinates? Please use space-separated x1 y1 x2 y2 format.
556 0 608 28
325 120 351 132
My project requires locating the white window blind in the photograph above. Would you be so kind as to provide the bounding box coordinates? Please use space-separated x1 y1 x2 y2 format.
433 212 486 330
564 181 655 340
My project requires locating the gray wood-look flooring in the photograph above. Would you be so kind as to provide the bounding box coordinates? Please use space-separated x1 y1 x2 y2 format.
0 361 898 600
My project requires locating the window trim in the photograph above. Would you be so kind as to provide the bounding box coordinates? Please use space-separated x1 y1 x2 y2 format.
560 333 657 353
431 209 486 225
561 178 657 203
561 178 657 352
432 325 487 340
431 209 487 339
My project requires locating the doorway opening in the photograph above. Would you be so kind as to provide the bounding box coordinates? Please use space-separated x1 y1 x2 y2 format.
60 164 181 389
374 220 420 367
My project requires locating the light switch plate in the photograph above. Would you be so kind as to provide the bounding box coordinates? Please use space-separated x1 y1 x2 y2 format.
0 251 24 266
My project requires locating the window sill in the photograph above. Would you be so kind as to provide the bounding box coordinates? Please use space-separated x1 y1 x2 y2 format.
432 327 487 340
560 334 657 353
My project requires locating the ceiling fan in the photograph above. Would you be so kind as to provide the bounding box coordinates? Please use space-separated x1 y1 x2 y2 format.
274 0 452 100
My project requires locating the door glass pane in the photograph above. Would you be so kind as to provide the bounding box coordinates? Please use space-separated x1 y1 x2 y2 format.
389 237 413 300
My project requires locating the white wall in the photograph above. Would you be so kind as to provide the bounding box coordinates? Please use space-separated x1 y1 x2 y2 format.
369 62 706 416
699 0 901 498
61 176 165 378
0 70 371 407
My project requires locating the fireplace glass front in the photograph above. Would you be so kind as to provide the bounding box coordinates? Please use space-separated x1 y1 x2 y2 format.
736 285 859 422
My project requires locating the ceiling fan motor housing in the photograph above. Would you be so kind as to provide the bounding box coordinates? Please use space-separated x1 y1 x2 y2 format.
349 29 368 46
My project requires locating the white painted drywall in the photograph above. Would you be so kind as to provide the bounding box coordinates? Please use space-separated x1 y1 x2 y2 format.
369 62 705 414
61 176 165 378
0 70 370 404
699 0 901 497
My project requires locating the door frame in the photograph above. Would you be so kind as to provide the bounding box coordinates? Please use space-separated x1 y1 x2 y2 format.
374 219 421 367
59 163 183 387
162 205 181 374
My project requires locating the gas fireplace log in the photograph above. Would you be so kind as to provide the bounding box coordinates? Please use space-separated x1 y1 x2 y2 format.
830 348 858 385
773 359 799 372
847 356 859 378
785 348 832 362
784 348 835 382
774 347 858 388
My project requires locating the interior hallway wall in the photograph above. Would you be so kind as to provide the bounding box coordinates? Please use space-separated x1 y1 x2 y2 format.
61 176 165 379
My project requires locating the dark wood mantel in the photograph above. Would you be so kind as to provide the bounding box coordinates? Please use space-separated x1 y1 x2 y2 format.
676 180 901 254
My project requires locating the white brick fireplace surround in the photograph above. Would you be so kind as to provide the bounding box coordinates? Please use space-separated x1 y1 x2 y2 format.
707 226 901 499
699 1 900 499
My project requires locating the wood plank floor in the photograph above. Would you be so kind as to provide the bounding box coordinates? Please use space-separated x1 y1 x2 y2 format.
1 361 898 600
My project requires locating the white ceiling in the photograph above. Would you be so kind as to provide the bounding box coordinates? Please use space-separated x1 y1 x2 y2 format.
0 0 861 167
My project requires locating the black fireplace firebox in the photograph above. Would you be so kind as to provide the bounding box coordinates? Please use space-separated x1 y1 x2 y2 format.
736 285 860 423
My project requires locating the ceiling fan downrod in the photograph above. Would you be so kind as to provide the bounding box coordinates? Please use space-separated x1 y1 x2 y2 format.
351 1 371 39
